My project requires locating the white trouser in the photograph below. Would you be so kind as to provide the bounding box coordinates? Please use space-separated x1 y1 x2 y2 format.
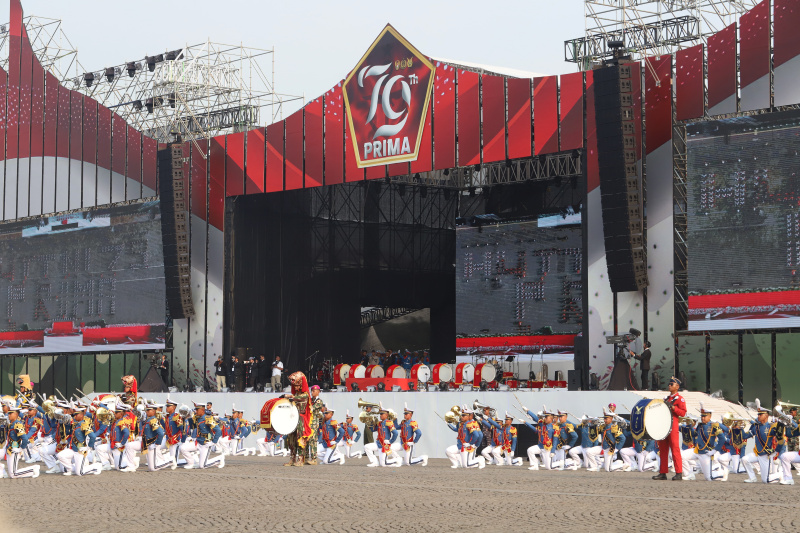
218 436 232 455
729 454 747 473
378 442 402 467
527 445 552 469
322 445 344 464
6 450 39 479
403 443 426 466
364 442 379 465
641 451 659 472
445 445 461 467
569 445 589 468
712 451 731 477
460 447 484 468
603 449 624 471
503 449 523 465
584 446 603 469
482 445 497 464
111 445 129 470
39 441 59 469
337 441 362 459
780 451 800 481
168 442 186 465
552 446 571 469
681 448 698 476
146 443 173 471
256 438 271 455
490 446 504 465
230 436 251 456
743 453 772 483
697 452 723 481
198 442 223 468
57 449 101 476
619 448 638 470
123 440 142 469
180 439 200 467
94 443 112 466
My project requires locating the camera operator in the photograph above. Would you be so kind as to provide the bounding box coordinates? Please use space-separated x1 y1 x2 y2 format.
228 355 239 392
631 341 652 390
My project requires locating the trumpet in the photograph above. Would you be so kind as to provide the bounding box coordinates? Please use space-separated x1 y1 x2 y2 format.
357 398 380 413
679 416 696 426
721 412 748 428
473 400 496 418
444 405 462 424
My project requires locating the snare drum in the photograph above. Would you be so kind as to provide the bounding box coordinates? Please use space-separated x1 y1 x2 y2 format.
454 363 474 385
333 364 350 386
366 364 385 378
410 364 430 383
350 364 366 379
473 363 497 386
386 364 405 379
259 398 300 435
431 363 452 384
629 398 672 441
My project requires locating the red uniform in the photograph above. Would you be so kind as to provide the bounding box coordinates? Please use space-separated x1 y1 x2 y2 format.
658 392 687 474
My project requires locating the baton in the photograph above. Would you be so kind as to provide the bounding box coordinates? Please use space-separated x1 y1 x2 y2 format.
433 411 448 424
54 388 68 402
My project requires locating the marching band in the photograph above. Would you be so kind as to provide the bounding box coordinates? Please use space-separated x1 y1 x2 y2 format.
1 373 799 484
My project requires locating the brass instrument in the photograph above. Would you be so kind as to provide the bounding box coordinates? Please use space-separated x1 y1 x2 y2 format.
206 415 218 431
444 405 462 424
359 411 380 427
42 399 56 418
178 404 192 418
149 417 160 431
357 398 380 413
721 412 748 428
679 416 696 426
473 400 496 418
96 406 114 426
774 404 797 427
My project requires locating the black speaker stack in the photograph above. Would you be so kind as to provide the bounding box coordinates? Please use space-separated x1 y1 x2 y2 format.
158 144 195 319
594 63 648 292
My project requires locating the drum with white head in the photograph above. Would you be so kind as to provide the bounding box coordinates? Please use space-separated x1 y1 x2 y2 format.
629 398 672 441
454 363 474 385
366 365 385 378
350 365 367 379
473 363 497 385
386 365 405 379
260 398 300 436
431 363 452 384
410 364 430 383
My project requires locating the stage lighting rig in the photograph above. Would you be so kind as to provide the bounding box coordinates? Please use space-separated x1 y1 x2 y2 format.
83 72 94 87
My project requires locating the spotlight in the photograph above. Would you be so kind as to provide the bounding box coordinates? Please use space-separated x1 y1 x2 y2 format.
145 98 154 114
438 381 448 391
376 382 386 392
350 382 359 392
126 62 137 77
407 381 415 391
83 72 94 87
132 100 143 111
146 56 156 72
165 51 177 61
321 381 331 391
479 380 488 391
104 67 115 82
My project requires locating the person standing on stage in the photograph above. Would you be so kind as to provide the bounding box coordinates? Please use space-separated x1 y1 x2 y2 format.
257 355 269 392
271 356 284 392
214 356 227 391
652 376 687 481
158 354 170 387
631 341 651 390
227 356 238 392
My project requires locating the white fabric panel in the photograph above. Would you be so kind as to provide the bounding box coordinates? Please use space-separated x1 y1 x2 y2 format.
69 159 82 210
55 157 69 212
96 166 111 206
42 157 56 215
740 75 770 112
81 161 96 208
28 157 43 216
16 159 29 218
126 177 142 201
111 169 125 203
189 214 209 387
586 186 615 386
5 159 18 220
775 55 800 107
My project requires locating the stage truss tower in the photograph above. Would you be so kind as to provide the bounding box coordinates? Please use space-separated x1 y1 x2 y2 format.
566 0 759 71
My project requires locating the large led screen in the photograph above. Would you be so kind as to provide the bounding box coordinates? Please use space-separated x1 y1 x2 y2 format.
456 216 582 345
687 109 800 330
0 200 166 353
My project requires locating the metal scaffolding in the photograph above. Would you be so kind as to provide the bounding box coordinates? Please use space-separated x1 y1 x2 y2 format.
0 15 79 80
566 0 759 70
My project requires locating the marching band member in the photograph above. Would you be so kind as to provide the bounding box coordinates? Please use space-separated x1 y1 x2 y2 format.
779 409 800 485
5 405 40 479
520 406 554 470
35 400 59 473
216 410 233 456
229 407 255 457
14 375 35 406
500 413 522 466
678 414 699 478
256 428 284 457
164 398 186 465
141 403 175 472
193 403 225 469
398 403 427 466
365 404 401 467
620 437 658 472
49 401 74 474
691 404 729 481
652 376 687 481
741 400 780 483
569 415 600 469
552 411 579 470
318 409 345 465
445 406 485 469
103 405 131 471
336 411 362 459
56 404 102 476
21 402 43 463
479 412 502 466
587 409 624 472
728 419 747 474
86 406 111 471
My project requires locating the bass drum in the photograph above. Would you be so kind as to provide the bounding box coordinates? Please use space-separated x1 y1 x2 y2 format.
431 363 452 384
350 365 367 379
474 363 497 385
386 364 405 379
454 363 474 385
366 365 385 378
630 398 672 441
333 364 350 386
259 398 300 435
410 364 430 383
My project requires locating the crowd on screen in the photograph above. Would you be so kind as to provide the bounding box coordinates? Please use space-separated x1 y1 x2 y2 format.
358 349 431 378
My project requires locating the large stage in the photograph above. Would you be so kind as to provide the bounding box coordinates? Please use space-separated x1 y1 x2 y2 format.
98 390 751 459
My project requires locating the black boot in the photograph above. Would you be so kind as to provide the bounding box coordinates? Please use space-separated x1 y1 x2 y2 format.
672 472 682 481
652 473 667 480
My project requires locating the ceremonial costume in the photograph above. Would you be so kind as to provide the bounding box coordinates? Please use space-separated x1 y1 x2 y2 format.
742 402 780 483
552 412 579 470
778 417 800 485
141 406 175 471
335 411 362 459
691 404 729 481
445 406 485 469
679 419 698 478
305 392 324 464
728 424 747 474
499 413 522 465
195 409 225 469
284 372 312 467
569 417 601 469
318 412 345 465
5 406 40 479
586 411 624 472
56 406 101 476
398 404 427 466
654 377 687 480
480 416 503 465
522 409 554 470
365 406 401 467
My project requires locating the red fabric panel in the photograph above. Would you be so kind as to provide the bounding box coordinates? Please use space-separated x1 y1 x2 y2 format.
533 76 558 155
266 121 284 192
507 78 532 159
388 162 409 177
644 56 673 153
70 92 82 161
97 104 111 170
43 72 57 158
344 117 363 182
225 131 245 197
559 71 584 151
481 74 505 163
284 109 304 190
676 45 705 121
304 98 323 188
775 0 800 67
366 164 385 180
191 139 207 221
585 70 598 192
707 23 737 110
457 70 480 167
740 1 770 87
0 69 6 161
410 101 432 173
245 127 265 194
324 83 344 185
142 135 157 192
209 136 225 230
17 26 32 160
434 63 455 170
127 125 141 186
30 57 44 158
81 96 96 164
57 85 70 159
6 3 20 159
112 114 126 175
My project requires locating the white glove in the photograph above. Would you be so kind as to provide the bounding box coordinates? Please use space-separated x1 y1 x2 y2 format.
383 440 391 445
518 418 526 424
522 406 528 412
114 443 123 449
347 440 354 445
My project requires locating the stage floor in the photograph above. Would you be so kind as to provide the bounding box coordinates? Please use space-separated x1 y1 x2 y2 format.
4 454 797 532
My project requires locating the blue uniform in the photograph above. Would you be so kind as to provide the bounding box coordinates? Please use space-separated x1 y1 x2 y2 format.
399 419 422 449
679 424 696 450
742 421 779 456
694 421 726 455
577 422 601 448
601 423 624 452
195 414 222 445
342 422 361 443
142 415 166 450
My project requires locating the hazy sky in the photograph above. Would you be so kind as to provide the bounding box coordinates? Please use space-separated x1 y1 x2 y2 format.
16 0 585 116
